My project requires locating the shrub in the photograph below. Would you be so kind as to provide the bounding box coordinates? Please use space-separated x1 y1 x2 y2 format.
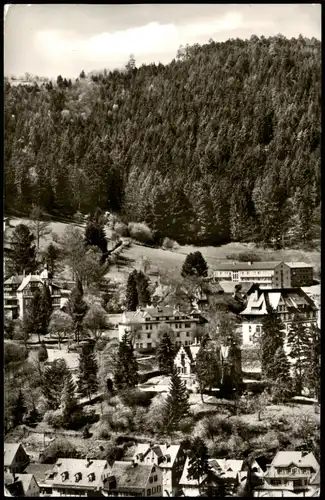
41 438 79 464
226 251 262 262
44 409 64 428
128 222 153 244
179 417 194 434
162 237 176 250
4 342 28 366
114 222 129 237
121 389 155 408
83 424 91 439
38 342 48 362
67 408 98 430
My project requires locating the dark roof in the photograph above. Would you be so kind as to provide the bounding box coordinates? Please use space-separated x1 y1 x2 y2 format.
183 346 195 363
105 461 152 491
152 446 163 458
24 464 53 484
6 480 25 497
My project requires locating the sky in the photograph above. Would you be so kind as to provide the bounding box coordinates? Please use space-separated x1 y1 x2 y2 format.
4 3 321 79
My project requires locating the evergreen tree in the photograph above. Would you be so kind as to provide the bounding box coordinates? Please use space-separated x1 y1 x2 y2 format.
40 283 52 333
261 307 285 379
66 279 88 343
42 359 70 409
38 341 48 362
61 372 78 424
156 331 175 374
44 243 60 278
163 366 190 433
77 342 99 400
270 346 292 403
113 333 139 391
187 437 210 493
12 390 27 427
305 324 321 401
136 270 151 307
287 314 310 395
84 208 107 255
29 205 51 249
24 287 44 342
195 346 221 402
8 224 37 275
181 251 208 278
125 270 139 311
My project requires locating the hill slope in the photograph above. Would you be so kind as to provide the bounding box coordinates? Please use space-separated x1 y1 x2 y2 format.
4 35 321 246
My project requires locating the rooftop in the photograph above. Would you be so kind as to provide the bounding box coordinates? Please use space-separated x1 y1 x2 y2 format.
213 261 282 271
25 463 54 485
179 457 207 486
106 461 153 491
49 458 110 489
4 443 25 467
269 451 319 470
133 443 181 469
17 274 44 292
285 262 313 268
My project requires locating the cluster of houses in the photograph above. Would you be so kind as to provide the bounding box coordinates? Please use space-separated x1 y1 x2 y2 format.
4 442 320 497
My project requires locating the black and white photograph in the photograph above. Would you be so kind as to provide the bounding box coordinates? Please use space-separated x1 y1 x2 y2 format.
4 3 321 497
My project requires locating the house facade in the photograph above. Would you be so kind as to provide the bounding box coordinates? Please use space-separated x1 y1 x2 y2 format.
174 341 201 388
45 458 110 496
3 269 70 321
103 461 163 497
4 473 40 497
132 443 186 497
255 451 319 496
118 306 200 353
240 286 318 346
179 456 208 496
212 261 314 288
4 443 30 474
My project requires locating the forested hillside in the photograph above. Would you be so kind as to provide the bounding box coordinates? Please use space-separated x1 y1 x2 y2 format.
4 35 321 247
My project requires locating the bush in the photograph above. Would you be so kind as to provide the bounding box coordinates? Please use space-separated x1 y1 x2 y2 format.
38 342 48 362
179 417 195 434
226 251 262 262
4 342 28 366
121 389 156 407
128 222 153 244
162 237 177 250
41 438 79 464
44 409 64 428
67 408 98 430
114 222 129 237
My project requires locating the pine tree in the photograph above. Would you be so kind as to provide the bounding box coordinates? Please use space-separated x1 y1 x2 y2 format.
156 331 175 374
84 208 107 255
40 283 52 333
181 251 208 278
12 390 27 427
270 346 292 403
24 287 44 342
287 314 310 395
187 437 210 493
261 307 285 379
114 334 139 391
163 366 190 433
8 224 37 275
38 341 48 362
136 270 151 307
61 372 78 424
195 347 221 402
126 271 139 311
77 342 99 400
42 359 70 409
304 324 321 401
66 279 88 343
44 243 60 278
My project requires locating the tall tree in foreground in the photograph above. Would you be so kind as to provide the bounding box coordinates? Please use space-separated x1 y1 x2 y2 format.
83 303 107 344
24 287 44 342
287 314 310 395
66 279 88 343
181 251 208 278
12 390 27 427
84 208 107 256
136 270 151 307
48 310 74 349
260 307 285 380
43 243 61 278
113 333 139 391
156 331 176 374
270 346 292 403
42 359 70 410
8 224 37 275
77 342 99 400
61 373 78 424
187 437 210 495
163 367 190 433
195 346 221 403
29 204 52 249
305 324 321 401
125 270 139 311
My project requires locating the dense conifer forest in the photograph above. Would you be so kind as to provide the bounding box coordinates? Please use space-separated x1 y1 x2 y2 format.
4 35 321 246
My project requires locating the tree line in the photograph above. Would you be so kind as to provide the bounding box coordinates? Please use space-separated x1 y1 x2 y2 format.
4 35 320 247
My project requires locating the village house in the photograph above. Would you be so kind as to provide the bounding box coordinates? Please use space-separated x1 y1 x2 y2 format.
103 460 163 497
179 456 208 497
254 451 320 497
208 459 245 495
174 340 201 388
118 306 200 353
240 285 318 346
132 443 186 497
301 284 321 327
212 261 314 288
43 457 110 496
24 463 56 496
4 443 30 474
4 472 40 497
3 268 71 321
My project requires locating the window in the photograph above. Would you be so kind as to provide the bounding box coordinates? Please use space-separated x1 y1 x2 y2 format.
147 333 151 339
271 479 282 486
147 343 152 349
149 477 153 484
152 467 155 472
185 323 191 328
154 475 157 482
157 485 161 492
152 487 156 494
248 326 252 332
186 332 190 337
249 335 254 342
177 332 180 338
136 343 139 349
147 489 151 496
140 343 143 348
184 341 188 346
256 325 261 333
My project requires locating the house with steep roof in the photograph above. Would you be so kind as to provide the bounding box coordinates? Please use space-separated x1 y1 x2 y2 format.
44 457 110 496
179 456 209 497
24 463 55 496
132 442 186 496
255 451 319 496
4 472 40 497
240 286 318 346
103 460 162 497
4 443 30 474
174 340 201 388
118 305 200 353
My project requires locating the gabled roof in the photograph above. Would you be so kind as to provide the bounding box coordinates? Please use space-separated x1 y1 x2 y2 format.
241 288 317 316
107 461 153 491
210 459 244 473
270 451 319 470
15 474 36 494
4 443 25 467
310 468 320 485
25 463 54 484
218 281 255 295
213 261 282 271
50 458 109 489
133 443 181 468
179 457 208 486
4 275 24 286
285 262 313 268
17 274 44 292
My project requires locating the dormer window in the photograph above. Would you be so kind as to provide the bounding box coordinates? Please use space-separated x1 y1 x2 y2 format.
61 471 69 481
75 472 82 482
88 472 95 482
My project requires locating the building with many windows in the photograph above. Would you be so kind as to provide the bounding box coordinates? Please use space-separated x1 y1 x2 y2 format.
212 261 314 288
103 461 163 497
118 306 201 353
240 285 318 346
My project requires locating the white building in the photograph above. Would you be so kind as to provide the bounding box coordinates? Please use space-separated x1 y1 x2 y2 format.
174 340 201 389
179 456 208 497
